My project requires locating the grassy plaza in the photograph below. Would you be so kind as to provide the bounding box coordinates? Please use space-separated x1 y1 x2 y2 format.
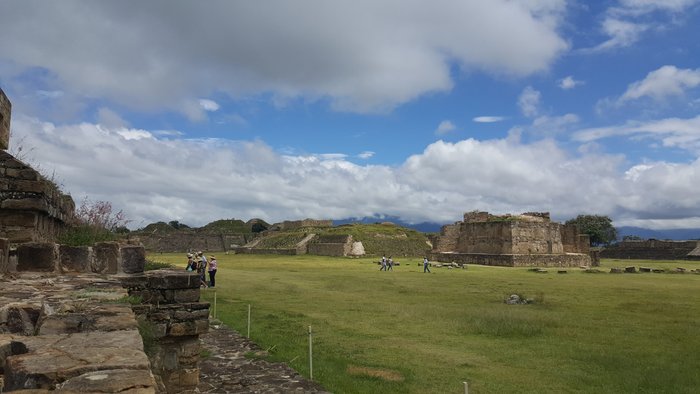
151 253 700 393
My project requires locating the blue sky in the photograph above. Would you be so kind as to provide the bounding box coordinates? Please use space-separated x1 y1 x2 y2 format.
1 0 700 230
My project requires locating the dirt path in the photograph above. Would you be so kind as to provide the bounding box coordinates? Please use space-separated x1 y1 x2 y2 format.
197 321 330 393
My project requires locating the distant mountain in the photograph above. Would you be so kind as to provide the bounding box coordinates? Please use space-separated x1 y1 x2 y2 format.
333 215 446 233
617 226 700 241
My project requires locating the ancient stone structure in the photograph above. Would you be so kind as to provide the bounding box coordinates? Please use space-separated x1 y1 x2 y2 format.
430 211 592 267
273 219 333 231
0 88 10 150
139 230 254 253
0 90 75 245
601 239 700 260
0 241 210 393
308 234 354 257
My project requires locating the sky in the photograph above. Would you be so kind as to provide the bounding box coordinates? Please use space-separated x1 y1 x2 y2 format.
1 0 700 230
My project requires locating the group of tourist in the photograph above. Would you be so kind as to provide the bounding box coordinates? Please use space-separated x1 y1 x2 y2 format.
379 255 432 273
379 255 395 271
185 251 218 288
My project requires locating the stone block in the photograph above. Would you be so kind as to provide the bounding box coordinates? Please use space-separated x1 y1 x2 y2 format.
0 237 9 273
178 368 200 387
118 274 149 290
59 245 92 273
58 369 157 393
3 228 36 243
168 321 196 336
147 271 201 290
1 197 48 212
0 88 10 150
3 330 150 391
120 244 145 274
164 289 200 304
16 242 57 272
93 242 120 274
0 211 37 227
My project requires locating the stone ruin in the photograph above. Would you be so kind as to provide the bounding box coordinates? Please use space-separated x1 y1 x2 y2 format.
600 239 700 260
0 88 209 392
430 211 595 267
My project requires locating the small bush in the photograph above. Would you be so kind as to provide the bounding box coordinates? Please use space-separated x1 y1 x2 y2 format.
144 260 175 271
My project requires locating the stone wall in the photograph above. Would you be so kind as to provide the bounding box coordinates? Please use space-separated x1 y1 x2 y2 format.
429 251 591 267
122 271 209 393
600 239 700 260
307 235 353 257
277 219 332 230
5 241 145 275
139 231 254 253
0 151 75 245
432 223 460 253
432 211 594 267
1 238 210 393
0 88 10 150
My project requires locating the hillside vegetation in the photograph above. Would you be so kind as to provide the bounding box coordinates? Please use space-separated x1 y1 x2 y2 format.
255 223 432 256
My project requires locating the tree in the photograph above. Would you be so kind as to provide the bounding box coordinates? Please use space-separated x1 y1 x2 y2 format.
565 215 617 246
251 222 268 233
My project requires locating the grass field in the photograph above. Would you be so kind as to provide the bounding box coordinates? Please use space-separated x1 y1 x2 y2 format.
150 253 700 393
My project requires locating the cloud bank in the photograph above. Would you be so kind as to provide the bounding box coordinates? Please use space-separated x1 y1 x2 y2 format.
11 116 700 230
0 0 568 115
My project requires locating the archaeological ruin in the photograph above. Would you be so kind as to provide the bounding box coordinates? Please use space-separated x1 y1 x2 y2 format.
0 88 209 392
600 239 700 260
429 211 595 267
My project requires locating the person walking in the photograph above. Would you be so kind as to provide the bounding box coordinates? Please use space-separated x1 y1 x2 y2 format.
380 255 387 271
387 256 394 271
423 257 431 273
197 252 208 287
208 255 218 288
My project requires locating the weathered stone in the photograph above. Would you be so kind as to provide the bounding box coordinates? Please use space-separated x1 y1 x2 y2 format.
148 271 201 290
0 88 11 150
430 210 592 267
610 267 623 273
165 288 200 303
59 245 92 273
624 266 637 273
17 242 58 272
639 267 652 273
0 303 41 335
0 237 9 273
1 197 48 212
57 368 157 393
3 330 150 391
93 242 120 274
120 245 145 274
0 210 38 226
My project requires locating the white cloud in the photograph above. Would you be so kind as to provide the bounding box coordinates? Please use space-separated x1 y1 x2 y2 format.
473 116 505 123
619 65 700 102
585 0 698 52
572 115 700 153
558 76 583 90
616 0 699 14
97 107 129 129
0 1 568 115
199 99 220 112
531 113 580 136
11 115 700 230
589 18 649 52
435 120 456 135
518 86 541 117
358 151 375 159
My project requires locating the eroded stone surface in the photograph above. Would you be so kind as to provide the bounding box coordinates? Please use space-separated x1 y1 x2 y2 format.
57 369 157 393
197 322 329 393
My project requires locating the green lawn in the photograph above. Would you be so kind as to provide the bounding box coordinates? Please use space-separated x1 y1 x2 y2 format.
151 253 700 393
